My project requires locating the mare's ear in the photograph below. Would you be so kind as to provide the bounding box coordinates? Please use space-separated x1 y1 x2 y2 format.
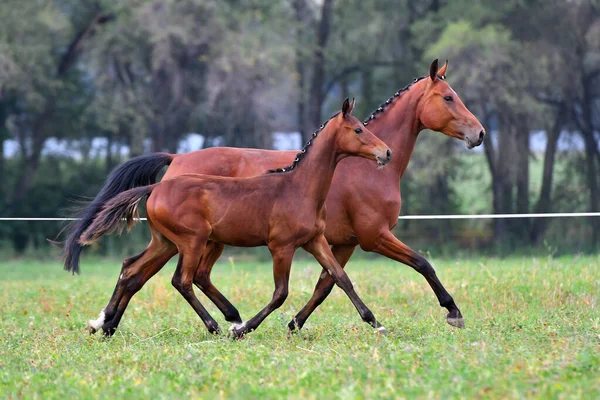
438 60 448 78
341 98 350 117
429 59 439 81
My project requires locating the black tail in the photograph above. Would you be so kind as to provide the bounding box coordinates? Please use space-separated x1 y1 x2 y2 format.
62 152 172 274
79 185 155 246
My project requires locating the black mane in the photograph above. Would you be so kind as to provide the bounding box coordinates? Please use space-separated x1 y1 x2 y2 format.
362 76 427 127
268 112 340 173
269 75 428 174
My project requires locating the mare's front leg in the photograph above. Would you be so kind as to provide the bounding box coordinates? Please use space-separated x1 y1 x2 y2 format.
371 230 464 328
302 235 387 334
228 246 295 338
288 244 356 332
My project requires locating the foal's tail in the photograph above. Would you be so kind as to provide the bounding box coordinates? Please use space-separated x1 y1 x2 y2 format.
78 185 156 247
63 153 172 274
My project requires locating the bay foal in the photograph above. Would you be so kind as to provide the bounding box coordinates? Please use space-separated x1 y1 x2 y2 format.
79 99 392 337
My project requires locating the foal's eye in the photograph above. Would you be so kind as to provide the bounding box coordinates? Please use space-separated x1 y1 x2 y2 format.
444 95 454 102
354 128 363 134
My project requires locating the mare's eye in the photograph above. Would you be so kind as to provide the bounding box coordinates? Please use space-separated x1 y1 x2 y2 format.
444 95 453 102
354 128 363 134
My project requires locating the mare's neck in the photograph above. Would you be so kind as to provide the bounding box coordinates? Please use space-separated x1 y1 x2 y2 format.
365 80 425 179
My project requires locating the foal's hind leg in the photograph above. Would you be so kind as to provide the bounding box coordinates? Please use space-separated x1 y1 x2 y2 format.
93 232 177 336
193 241 242 324
171 240 221 334
89 233 177 336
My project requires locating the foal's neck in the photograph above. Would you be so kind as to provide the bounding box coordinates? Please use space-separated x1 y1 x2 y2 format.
286 123 342 210
364 79 426 179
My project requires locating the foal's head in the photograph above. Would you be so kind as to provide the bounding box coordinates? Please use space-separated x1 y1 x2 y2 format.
334 98 392 167
418 59 485 149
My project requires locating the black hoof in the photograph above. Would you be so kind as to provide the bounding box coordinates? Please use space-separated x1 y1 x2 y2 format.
446 310 465 329
208 325 222 335
102 325 116 337
287 318 300 333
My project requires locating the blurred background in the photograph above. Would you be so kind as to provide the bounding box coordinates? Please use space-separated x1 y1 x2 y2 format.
0 0 599 259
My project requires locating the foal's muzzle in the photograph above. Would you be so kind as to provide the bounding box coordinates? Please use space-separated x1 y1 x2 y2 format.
376 149 392 167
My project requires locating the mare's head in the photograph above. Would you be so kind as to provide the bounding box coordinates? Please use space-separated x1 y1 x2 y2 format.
418 59 485 149
334 98 391 167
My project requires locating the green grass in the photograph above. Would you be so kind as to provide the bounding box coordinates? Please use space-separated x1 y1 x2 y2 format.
1 254 599 399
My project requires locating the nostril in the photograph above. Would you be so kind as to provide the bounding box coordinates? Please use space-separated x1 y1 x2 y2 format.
386 149 392 159
479 130 485 142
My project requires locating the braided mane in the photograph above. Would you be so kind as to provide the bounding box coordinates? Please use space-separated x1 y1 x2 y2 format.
269 75 430 174
268 112 339 173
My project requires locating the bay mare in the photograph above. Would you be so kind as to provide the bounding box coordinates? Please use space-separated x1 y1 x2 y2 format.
65 60 484 333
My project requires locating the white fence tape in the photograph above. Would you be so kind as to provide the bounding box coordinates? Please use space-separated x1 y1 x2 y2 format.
1 212 600 221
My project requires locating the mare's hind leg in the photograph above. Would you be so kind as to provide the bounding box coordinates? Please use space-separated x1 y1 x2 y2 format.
194 241 242 324
288 244 356 332
171 240 221 334
89 227 177 336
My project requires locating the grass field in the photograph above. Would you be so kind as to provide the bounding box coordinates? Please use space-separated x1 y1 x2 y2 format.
1 254 599 399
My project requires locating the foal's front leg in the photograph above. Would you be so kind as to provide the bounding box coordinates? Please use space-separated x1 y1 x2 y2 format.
288 244 356 332
228 246 295 338
302 234 387 334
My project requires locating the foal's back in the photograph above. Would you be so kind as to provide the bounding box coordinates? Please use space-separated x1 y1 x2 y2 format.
146 172 311 247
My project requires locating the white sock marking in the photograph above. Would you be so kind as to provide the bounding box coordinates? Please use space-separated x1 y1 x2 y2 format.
228 322 246 333
88 309 106 330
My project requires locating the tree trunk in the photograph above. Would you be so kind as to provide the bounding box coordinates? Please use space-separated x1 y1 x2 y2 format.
515 117 530 240
10 128 45 208
129 122 145 157
293 0 308 141
582 129 599 242
307 0 334 139
580 80 600 245
530 110 563 243
0 103 7 200
482 113 507 242
105 131 114 175
0 136 4 197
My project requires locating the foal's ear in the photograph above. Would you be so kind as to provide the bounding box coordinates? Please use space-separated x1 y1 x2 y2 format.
438 60 448 78
346 98 355 116
429 59 439 81
341 97 351 117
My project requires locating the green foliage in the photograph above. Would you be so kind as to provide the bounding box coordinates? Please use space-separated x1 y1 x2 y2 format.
0 256 598 398
0 0 599 255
